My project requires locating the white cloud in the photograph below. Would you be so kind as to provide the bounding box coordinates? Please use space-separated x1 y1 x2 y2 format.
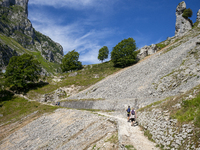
29 11 116 64
29 0 115 11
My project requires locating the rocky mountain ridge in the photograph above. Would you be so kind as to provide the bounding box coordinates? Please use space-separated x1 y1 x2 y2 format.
0 0 63 73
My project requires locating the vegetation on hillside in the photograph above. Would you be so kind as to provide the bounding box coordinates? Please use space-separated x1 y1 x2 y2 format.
4 54 41 90
138 84 200 149
111 38 138 67
27 61 122 99
98 46 109 63
60 50 82 72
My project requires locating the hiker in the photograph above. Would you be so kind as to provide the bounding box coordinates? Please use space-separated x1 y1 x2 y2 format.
130 107 137 126
56 102 60 106
126 106 131 122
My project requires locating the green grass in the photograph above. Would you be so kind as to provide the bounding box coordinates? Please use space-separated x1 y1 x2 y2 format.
144 129 155 142
0 33 29 54
27 61 122 99
192 21 199 29
125 145 136 150
0 96 58 125
105 132 118 144
156 43 167 49
31 51 60 74
172 94 200 127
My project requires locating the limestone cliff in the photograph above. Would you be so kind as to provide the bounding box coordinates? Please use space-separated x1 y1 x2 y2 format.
0 0 63 73
197 9 200 27
175 1 192 37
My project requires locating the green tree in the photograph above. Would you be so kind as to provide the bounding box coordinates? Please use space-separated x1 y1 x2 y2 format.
111 37 138 67
60 50 82 72
182 8 193 19
4 54 41 88
98 46 109 63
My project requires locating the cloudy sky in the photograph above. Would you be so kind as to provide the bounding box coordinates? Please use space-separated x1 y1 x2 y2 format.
28 0 200 65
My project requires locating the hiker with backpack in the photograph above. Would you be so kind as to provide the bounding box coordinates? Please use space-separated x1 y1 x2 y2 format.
130 107 137 126
126 106 131 122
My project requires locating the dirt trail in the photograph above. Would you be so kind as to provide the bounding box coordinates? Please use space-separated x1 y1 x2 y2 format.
98 112 159 150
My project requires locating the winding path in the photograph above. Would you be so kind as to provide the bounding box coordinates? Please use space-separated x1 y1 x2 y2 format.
98 112 159 150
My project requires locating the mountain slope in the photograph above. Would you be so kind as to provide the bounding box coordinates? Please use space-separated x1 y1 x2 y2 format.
0 0 63 74
66 27 200 109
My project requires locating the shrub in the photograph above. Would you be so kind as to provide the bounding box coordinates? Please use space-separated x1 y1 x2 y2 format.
182 8 193 19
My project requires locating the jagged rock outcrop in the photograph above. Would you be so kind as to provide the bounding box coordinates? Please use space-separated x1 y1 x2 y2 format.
137 44 158 59
197 9 200 21
197 9 200 27
175 1 192 37
0 0 64 72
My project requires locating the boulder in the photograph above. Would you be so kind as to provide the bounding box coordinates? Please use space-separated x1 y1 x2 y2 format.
137 44 157 59
175 1 192 37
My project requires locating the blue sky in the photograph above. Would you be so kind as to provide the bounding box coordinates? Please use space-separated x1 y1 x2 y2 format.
28 0 200 65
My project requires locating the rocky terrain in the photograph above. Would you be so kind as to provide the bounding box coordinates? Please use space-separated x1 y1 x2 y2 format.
1 1 200 150
66 27 200 110
0 109 119 150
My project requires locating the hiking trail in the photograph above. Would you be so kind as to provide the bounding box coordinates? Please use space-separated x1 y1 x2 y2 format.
97 112 159 150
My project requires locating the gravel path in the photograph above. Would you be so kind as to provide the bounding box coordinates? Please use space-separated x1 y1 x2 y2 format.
98 112 159 150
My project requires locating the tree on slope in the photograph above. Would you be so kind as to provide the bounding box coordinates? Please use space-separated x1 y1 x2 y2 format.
98 46 109 63
60 50 82 72
4 54 41 89
111 37 138 67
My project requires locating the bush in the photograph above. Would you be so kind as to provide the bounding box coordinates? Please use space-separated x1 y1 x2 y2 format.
182 8 193 19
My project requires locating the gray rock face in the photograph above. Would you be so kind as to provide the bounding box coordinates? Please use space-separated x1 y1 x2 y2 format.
137 44 158 59
197 9 200 22
0 43 18 67
197 9 200 28
175 1 192 37
0 0 28 14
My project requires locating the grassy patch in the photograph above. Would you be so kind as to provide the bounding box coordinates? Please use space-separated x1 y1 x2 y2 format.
125 145 136 150
156 43 167 49
137 98 170 112
31 51 60 74
105 132 118 144
0 96 58 125
27 61 122 99
172 94 200 127
193 21 200 29
0 33 29 54
144 129 154 142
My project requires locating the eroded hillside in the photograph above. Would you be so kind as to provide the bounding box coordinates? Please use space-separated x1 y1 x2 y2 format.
65 27 200 110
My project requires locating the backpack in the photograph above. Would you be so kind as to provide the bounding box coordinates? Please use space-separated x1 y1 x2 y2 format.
131 110 135 115
127 108 130 113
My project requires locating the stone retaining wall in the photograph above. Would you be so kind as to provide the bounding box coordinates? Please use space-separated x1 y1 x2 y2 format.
137 108 200 150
